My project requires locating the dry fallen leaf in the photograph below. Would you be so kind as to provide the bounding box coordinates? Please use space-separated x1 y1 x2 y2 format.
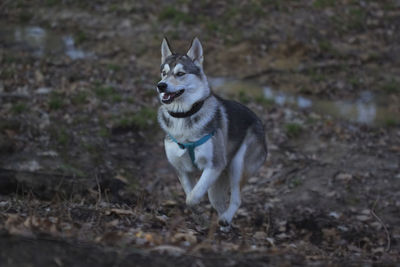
105 208 134 216
172 232 197 245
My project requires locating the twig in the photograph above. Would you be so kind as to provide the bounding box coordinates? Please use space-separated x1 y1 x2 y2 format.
95 174 102 209
370 198 391 252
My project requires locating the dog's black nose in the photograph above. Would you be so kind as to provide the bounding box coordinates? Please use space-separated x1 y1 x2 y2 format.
157 82 168 93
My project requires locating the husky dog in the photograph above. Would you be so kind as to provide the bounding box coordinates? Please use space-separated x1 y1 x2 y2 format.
157 37 267 226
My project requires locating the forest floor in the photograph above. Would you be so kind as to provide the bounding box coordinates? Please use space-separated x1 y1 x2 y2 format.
0 0 399 266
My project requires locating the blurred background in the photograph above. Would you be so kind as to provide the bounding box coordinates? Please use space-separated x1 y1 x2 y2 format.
0 0 399 265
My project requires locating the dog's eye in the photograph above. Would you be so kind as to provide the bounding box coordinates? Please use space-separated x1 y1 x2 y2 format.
162 71 166 76
176 72 185 77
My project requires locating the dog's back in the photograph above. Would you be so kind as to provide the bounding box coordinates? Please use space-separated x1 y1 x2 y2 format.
216 95 267 165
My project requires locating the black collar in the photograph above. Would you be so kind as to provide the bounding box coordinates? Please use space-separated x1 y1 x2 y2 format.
168 100 205 118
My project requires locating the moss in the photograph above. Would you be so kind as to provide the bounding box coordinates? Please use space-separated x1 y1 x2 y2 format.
285 123 303 138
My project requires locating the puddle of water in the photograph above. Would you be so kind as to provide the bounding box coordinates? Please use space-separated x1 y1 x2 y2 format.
0 24 93 60
208 77 399 126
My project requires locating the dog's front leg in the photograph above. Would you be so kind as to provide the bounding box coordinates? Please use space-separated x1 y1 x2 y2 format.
186 167 223 206
177 171 195 196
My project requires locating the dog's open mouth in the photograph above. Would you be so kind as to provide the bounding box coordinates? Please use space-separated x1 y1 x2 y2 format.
162 89 185 104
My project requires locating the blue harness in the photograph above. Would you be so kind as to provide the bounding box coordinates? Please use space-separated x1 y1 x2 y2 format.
168 131 215 168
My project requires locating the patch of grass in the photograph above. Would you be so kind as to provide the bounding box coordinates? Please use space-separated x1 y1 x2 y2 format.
48 93 65 110
0 120 20 131
51 127 69 146
59 163 86 177
318 40 339 57
289 177 303 188
116 107 157 130
94 85 115 99
46 0 61 7
1 68 16 79
71 91 89 105
74 30 87 45
112 94 123 103
158 7 194 25
126 97 135 104
347 8 367 31
307 69 326 82
285 123 303 138
107 64 121 72
238 90 250 104
204 20 219 32
349 77 361 87
382 80 399 93
12 103 28 114
384 118 398 127
255 95 274 106
3 55 17 64
312 0 335 8
99 127 110 138
19 11 33 23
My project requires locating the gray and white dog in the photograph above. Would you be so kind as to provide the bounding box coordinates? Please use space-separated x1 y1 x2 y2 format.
157 37 267 226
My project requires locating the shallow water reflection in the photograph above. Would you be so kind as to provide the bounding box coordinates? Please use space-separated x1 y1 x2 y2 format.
1 24 93 60
209 77 399 126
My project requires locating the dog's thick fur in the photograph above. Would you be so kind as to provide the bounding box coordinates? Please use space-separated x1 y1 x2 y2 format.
157 38 267 226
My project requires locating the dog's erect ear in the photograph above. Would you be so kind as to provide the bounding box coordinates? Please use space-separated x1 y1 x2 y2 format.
187 37 203 67
161 38 173 63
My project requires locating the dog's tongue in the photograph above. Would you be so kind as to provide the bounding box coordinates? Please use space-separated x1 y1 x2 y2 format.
163 93 174 101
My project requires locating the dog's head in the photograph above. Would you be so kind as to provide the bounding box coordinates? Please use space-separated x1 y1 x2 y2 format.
157 38 209 108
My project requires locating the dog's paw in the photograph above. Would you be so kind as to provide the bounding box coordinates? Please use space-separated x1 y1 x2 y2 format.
218 213 232 227
219 225 232 233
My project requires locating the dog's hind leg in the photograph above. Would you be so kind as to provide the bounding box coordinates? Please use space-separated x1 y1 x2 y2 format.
218 143 247 226
208 172 229 217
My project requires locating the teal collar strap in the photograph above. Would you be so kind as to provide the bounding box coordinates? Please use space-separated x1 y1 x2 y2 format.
168 131 215 168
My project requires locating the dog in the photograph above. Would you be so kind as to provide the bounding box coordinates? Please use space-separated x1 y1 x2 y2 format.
156 37 268 226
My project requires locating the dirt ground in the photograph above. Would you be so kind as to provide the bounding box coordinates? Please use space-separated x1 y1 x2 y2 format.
0 0 400 266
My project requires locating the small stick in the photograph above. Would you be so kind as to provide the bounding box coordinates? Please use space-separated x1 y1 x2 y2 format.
370 198 391 252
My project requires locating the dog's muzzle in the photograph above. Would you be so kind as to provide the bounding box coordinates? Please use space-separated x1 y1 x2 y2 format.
157 82 185 104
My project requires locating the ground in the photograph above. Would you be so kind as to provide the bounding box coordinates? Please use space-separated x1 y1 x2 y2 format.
0 0 400 266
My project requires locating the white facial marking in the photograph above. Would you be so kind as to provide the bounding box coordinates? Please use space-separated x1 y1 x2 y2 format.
162 64 170 77
173 63 184 75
